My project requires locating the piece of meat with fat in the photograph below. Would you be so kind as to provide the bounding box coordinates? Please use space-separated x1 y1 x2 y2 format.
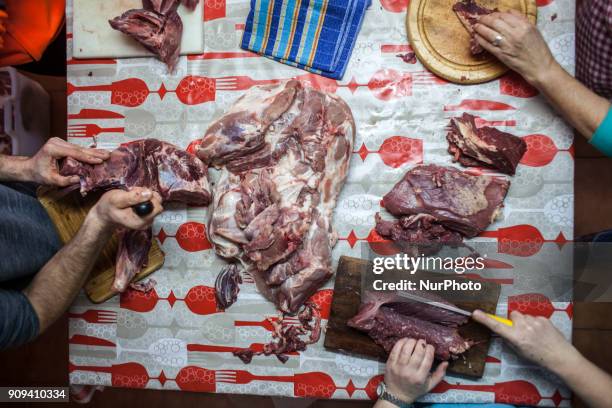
203 80 354 314
382 164 509 238
447 113 527 175
348 291 472 360
109 7 182 72
60 139 211 292
452 0 495 56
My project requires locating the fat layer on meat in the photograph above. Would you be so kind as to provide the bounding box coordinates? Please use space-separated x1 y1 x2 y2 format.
201 80 355 313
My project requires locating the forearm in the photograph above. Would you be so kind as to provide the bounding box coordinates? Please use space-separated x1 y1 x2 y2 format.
551 347 612 408
533 63 611 140
23 213 113 333
0 155 34 182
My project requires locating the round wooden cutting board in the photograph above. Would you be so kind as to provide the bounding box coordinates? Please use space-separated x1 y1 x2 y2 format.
407 0 537 84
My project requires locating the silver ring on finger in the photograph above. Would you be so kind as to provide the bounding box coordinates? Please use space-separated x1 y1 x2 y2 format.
493 34 504 47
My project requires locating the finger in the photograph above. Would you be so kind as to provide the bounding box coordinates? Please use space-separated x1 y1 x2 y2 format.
507 8 525 18
509 310 525 325
489 17 515 38
388 338 405 365
49 138 109 161
51 174 80 187
398 338 417 365
428 361 448 391
111 188 153 209
417 344 435 377
473 309 514 338
474 34 505 59
47 143 105 164
498 10 526 25
408 339 427 369
473 23 503 45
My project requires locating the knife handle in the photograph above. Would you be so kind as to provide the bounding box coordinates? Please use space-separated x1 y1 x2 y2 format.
486 313 513 326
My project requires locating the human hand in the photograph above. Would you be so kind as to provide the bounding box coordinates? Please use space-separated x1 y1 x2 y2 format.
473 309 576 371
474 10 558 85
89 188 163 232
382 338 448 404
25 137 109 186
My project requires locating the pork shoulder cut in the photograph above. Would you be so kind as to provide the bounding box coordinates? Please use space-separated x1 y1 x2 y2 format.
60 139 211 292
197 80 355 314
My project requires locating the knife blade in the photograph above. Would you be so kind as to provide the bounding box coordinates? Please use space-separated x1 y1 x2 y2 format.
396 291 513 326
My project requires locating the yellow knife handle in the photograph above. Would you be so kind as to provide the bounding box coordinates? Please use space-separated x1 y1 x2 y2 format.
486 313 513 326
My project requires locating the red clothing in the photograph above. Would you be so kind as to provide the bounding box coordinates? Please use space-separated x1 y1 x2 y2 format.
0 0 65 66
576 0 612 99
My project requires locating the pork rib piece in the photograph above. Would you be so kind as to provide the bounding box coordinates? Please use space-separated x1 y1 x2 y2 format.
60 139 211 292
381 164 509 238
199 80 355 314
452 0 495 56
447 113 527 175
109 1 182 72
348 290 472 360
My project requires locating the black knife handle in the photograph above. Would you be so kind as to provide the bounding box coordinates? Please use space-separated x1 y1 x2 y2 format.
132 201 154 217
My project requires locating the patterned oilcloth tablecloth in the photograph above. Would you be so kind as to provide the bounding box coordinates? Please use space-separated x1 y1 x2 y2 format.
66 0 575 405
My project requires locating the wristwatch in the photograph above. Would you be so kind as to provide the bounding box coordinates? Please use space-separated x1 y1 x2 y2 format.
376 381 414 408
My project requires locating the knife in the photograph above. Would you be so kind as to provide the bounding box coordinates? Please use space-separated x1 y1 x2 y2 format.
397 291 513 326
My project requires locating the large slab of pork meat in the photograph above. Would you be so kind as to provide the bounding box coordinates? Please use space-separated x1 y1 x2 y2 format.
197 80 355 314
376 164 509 249
348 290 472 360
447 113 527 175
60 139 211 292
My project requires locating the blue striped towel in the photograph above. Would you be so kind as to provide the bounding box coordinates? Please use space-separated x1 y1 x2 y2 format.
241 0 371 80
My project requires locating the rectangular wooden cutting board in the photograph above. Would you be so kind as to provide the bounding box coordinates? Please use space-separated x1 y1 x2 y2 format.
324 256 501 378
72 0 204 59
38 187 164 303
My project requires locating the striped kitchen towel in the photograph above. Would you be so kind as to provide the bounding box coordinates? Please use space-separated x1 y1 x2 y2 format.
241 0 371 79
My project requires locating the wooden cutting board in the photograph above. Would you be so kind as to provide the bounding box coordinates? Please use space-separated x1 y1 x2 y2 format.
324 256 501 378
37 187 164 303
407 0 537 84
73 0 204 59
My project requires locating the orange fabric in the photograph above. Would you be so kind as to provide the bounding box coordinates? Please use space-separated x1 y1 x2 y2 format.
0 0 65 66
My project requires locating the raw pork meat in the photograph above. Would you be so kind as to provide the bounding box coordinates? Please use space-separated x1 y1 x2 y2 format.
198 80 355 314
380 164 509 239
452 0 495 56
348 290 472 360
60 139 211 292
109 0 183 71
447 113 527 175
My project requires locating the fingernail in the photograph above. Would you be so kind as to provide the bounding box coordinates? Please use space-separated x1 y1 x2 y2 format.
71 176 80 183
141 190 152 198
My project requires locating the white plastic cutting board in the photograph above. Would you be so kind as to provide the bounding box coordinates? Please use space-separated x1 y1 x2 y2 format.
73 0 204 59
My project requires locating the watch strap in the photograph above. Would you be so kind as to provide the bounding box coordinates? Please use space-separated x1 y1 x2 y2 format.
380 389 414 408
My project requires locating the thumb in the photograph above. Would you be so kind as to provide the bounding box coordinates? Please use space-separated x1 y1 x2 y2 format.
428 361 448 391
112 188 153 209
472 309 513 338
51 173 80 187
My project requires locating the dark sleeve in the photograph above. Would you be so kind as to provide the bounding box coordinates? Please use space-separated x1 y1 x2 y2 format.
0 289 40 350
